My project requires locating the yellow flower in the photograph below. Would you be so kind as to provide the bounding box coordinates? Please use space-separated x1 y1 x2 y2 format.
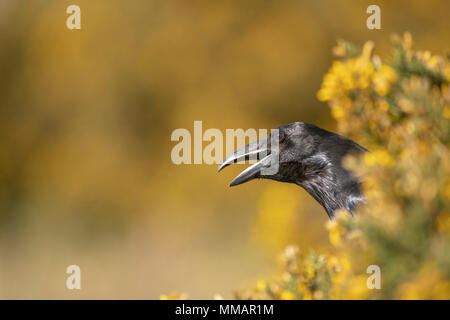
364 149 394 167
317 88 332 102
344 275 369 299
377 99 390 112
444 65 450 82
331 105 346 119
395 262 450 299
160 292 188 300
373 64 398 96
256 280 267 291
302 291 313 300
443 181 450 201
443 105 450 119
280 290 296 300
332 44 346 57
317 43 375 104
305 263 316 279
327 220 342 247
436 211 450 233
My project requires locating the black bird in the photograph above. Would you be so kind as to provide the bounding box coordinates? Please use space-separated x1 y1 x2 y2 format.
218 122 368 219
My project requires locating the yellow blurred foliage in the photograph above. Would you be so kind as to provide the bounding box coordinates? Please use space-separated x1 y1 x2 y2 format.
252 184 300 251
1 0 450 299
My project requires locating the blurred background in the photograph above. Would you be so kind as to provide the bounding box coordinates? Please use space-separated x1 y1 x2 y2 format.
0 0 449 298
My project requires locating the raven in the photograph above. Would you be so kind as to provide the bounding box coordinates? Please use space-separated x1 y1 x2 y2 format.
218 122 368 219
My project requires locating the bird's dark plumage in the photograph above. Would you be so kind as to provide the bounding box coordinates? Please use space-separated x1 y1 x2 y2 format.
218 122 367 219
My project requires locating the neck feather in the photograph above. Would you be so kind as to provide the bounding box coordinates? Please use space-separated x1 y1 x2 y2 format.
296 152 365 219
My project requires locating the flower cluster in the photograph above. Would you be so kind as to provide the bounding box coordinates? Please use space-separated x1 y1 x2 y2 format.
233 243 362 300
335 33 450 299
235 212 371 300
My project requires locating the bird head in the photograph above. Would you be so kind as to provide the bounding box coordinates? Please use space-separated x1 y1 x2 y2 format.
218 122 367 218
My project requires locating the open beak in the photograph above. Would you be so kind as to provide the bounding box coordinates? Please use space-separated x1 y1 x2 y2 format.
218 137 275 186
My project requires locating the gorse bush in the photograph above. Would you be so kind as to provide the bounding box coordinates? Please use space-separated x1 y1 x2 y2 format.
162 34 450 300
235 33 450 300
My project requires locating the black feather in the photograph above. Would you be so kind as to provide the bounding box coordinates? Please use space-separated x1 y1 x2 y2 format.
265 122 367 218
